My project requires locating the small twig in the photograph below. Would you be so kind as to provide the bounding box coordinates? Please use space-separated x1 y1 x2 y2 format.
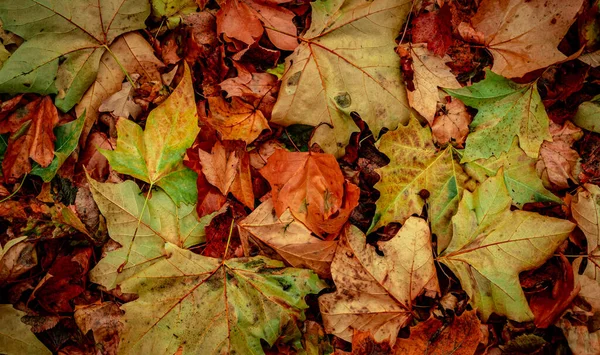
223 219 236 260
0 174 26 203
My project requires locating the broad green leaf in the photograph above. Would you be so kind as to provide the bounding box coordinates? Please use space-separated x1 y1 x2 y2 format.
438 172 574 322
445 70 551 162
461 139 561 208
88 177 215 290
151 0 197 28
573 94 600 133
271 0 411 157
0 304 51 355
0 0 150 112
30 111 86 182
101 64 199 205
371 118 472 252
118 245 326 354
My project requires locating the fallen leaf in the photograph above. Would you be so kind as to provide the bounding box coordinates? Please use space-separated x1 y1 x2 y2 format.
260 149 359 236
471 0 584 78
238 198 338 278
118 246 325 354
572 184 600 254
87 177 215 289
559 318 600 355
184 143 228 217
411 3 453 56
351 330 392 354
0 304 51 355
0 0 150 111
392 310 483 355
76 132 112 182
403 44 461 124
74 302 122 354
446 70 551 162
573 95 600 133
370 118 471 252
99 81 143 119
431 98 471 146
206 96 270 144
580 50 600 67
0 236 36 283
216 0 298 50
438 171 575 322
319 218 439 344
463 139 561 208
536 121 583 189
76 32 164 143
101 63 199 205
151 0 197 28
220 62 279 118
271 0 411 156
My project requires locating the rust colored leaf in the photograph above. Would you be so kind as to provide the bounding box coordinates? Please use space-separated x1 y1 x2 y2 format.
74 302 122 354
411 4 453 57
260 149 359 236
536 121 583 189
393 310 483 355
207 96 270 144
431 98 471 147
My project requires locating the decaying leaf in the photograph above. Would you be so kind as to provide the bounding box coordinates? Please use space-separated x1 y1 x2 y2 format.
206 96 270 145
319 218 438 345
431 98 471 147
559 318 600 355
471 0 584 78
0 236 36 283
438 172 575 322
536 121 583 189
99 81 142 119
101 64 198 205
74 302 122 354
446 70 551 162
371 118 471 252
0 304 51 355
260 149 359 236
572 184 600 291
118 246 325 354
392 310 483 355
0 0 150 111
271 0 411 156
238 198 337 278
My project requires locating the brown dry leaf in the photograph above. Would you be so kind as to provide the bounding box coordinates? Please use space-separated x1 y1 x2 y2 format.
249 140 284 170
206 96 270 144
431 98 471 146
216 0 298 50
76 32 164 143
74 302 122 355
403 43 461 124
198 140 254 208
559 318 600 355
393 310 483 355
76 132 113 182
0 237 37 283
99 81 142 119
351 329 392 354
260 149 359 236
0 201 26 219
2 96 59 183
471 0 584 78
319 217 439 345
536 121 583 189
220 62 279 118
238 198 337 278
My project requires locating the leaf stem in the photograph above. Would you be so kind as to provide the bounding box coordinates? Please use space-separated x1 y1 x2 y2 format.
223 218 236 260
0 174 27 203
103 44 136 88
118 182 154 273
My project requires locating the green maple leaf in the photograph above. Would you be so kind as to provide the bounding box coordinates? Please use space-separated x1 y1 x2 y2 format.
101 64 199 205
461 139 561 208
370 118 472 253
438 171 574 322
445 70 551 163
271 0 411 157
88 177 214 290
0 0 150 112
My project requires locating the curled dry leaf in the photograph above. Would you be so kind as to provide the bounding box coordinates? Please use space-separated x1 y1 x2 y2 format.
559 318 600 355
260 149 359 236
431 98 471 146
238 198 337 278
319 218 439 345
99 81 143 119
536 121 583 190
220 62 279 118
392 310 483 355
0 236 36 283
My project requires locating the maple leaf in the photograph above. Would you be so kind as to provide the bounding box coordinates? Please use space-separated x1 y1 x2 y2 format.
370 118 472 252
392 310 483 355
238 198 338 278
220 62 279 118
470 0 584 78
271 0 411 157
2 96 59 183
401 44 461 125
198 140 255 208
438 171 575 322
411 3 453 57
216 0 298 51
74 302 122 354
101 64 199 205
462 139 561 208
260 149 359 236
0 304 51 355
446 70 551 162
574 94 600 133
206 96 270 145
76 32 164 143
431 98 472 147
536 121 583 189
0 0 150 112
117 245 325 354
87 177 215 290
319 218 439 344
